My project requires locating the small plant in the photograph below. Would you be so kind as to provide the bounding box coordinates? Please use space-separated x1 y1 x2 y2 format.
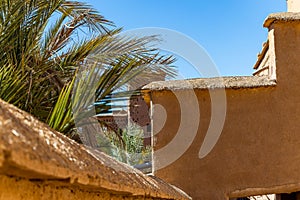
104 123 152 166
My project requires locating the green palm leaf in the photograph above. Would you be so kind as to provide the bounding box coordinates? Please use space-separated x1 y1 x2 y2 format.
0 0 177 147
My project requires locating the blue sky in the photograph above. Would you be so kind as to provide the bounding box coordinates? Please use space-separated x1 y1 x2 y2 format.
83 1 286 78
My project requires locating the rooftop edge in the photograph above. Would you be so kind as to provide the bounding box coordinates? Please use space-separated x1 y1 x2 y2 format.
264 12 300 28
142 76 276 91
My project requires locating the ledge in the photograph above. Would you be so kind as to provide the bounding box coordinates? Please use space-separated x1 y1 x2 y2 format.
253 41 269 70
142 76 276 91
0 99 190 200
264 12 300 28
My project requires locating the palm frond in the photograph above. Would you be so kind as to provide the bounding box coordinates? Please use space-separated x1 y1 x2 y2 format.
47 75 75 133
0 64 28 106
0 0 177 148
59 1 114 33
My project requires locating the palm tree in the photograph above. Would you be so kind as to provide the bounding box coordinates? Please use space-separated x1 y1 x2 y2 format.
0 0 176 141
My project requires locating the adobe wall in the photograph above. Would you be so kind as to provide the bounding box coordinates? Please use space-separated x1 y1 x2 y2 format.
0 175 154 200
287 0 300 12
146 13 300 199
0 98 190 200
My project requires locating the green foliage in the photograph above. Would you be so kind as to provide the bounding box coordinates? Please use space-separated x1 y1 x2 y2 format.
47 75 75 133
0 65 27 106
0 0 176 147
107 124 152 166
0 0 115 122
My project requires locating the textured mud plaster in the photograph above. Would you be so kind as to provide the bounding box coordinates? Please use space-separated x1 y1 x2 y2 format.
143 12 300 199
287 0 300 12
143 76 276 91
264 12 300 27
0 99 190 200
